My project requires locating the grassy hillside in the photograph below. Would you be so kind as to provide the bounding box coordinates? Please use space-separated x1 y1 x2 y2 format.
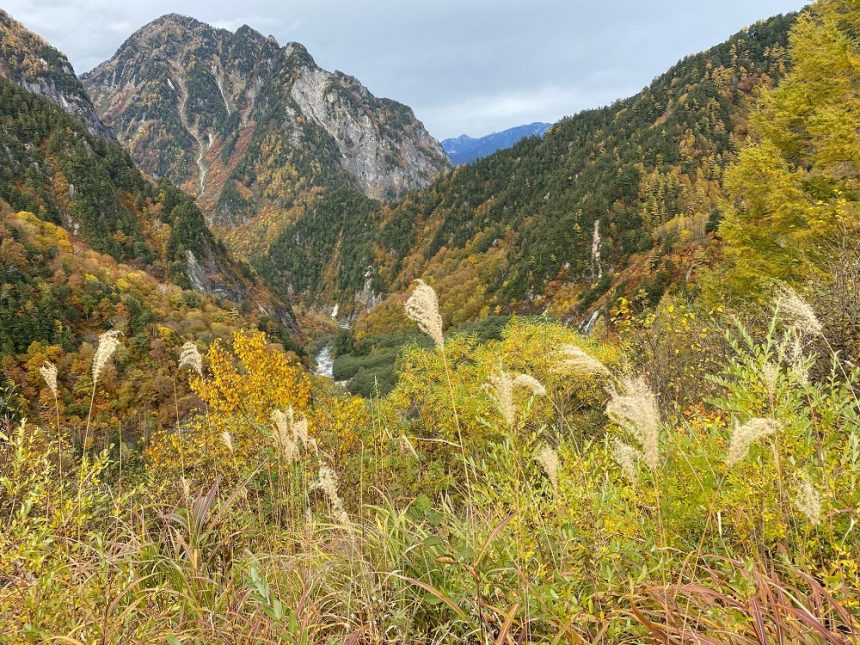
0 205 299 439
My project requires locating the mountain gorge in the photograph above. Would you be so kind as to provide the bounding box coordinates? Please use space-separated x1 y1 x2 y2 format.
3 2 860 640
82 14 449 233
256 12 798 330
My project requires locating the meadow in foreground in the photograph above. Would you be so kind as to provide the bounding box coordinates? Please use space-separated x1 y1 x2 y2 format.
1 281 859 643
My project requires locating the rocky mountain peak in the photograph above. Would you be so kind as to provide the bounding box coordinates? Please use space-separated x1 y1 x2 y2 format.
82 16 449 229
0 9 115 140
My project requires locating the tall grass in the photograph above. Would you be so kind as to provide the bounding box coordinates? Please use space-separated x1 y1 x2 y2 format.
1 291 858 642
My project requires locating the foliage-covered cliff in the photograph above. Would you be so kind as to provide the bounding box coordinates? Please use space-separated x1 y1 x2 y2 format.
0 9 114 140
0 12 300 428
0 70 293 327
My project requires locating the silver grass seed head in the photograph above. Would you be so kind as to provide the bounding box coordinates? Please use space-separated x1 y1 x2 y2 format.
485 369 546 427
554 345 611 378
793 475 821 525
272 408 301 462
775 285 823 338
405 280 444 349
178 341 203 378
220 431 234 454
786 327 810 386
611 437 642 482
485 370 515 427
513 373 547 397
725 418 781 468
289 406 309 446
537 444 559 491
761 361 780 400
92 330 121 385
606 376 660 471
313 462 351 526
40 361 58 399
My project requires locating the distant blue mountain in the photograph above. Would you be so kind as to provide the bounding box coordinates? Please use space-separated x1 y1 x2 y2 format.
441 121 552 165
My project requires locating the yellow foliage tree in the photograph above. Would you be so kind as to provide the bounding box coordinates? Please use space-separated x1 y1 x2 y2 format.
145 330 312 486
192 330 311 423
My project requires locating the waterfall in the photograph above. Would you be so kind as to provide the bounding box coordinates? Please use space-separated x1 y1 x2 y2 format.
591 219 602 281
579 309 601 336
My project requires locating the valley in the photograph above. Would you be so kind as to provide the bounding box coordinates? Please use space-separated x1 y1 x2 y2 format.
1 1 858 641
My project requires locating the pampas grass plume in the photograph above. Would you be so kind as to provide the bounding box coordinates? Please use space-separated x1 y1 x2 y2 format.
793 475 821 525
775 285 823 338
92 329 121 384
554 345 611 377
220 431 234 454
314 463 351 526
40 361 58 399
485 369 546 427
405 280 444 349
725 418 780 467
537 444 559 491
611 437 641 482
606 377 660 471
178 341 203 377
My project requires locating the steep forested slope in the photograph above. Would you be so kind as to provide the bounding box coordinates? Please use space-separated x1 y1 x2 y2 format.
0 12 303 429
0 9 114 140
258 12 797 327
0 204 298 432
0 75 292 325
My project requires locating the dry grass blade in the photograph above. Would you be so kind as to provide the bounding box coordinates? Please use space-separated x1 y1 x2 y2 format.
395 574 469 621
475 512 514 567
494 602 521 645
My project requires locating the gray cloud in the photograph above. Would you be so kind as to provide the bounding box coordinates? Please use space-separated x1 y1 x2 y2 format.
4 0 807 139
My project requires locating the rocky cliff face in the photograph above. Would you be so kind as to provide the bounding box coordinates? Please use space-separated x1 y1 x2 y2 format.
82 15 449 229
0 10 115 141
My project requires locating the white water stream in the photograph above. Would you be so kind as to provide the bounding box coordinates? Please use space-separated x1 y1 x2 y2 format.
314 342 335 378
313 308 351 379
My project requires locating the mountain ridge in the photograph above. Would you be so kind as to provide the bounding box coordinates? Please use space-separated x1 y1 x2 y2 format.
442 122 553 165
248 12 798 328
81 14 450 230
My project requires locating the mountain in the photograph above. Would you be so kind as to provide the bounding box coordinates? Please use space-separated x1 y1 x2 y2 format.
253 12 797 326
442 122 552 165
0 10 308 429
0 9 114 141
81 14 449 232
0 12 295 330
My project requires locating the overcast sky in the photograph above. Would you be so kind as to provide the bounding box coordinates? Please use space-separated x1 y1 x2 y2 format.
5 0 807 139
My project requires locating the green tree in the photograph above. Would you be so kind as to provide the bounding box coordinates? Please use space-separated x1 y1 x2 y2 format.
713 0 859 301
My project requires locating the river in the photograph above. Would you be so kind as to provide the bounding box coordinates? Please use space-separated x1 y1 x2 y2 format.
314 342 335 378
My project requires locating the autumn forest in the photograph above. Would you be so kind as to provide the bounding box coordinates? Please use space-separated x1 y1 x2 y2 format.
0 1 859 642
